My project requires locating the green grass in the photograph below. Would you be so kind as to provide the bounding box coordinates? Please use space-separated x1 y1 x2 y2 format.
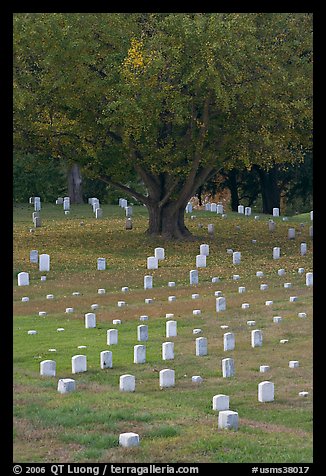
13 203 313 463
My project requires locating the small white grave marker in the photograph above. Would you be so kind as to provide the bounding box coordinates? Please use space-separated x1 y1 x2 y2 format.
100 351 112 369
196 337 208 356
218 411 239 430
71 355 87 374
119 433 140 448
213 395 229 411
40 360 56 377
119 374 135 392
57 378 75 394
258 381 274 402
222 358 234 378
159 369 175 388
18 272 29 286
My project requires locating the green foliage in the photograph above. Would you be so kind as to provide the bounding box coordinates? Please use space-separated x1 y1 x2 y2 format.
13 13 313 222
13 153 66 202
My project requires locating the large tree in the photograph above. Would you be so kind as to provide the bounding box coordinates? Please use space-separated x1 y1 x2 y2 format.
13 13 312 238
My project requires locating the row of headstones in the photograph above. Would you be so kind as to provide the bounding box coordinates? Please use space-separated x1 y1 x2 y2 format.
88 197 103 219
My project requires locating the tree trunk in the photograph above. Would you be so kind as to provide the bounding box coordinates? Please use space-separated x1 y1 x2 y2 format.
68 163 84 204
146 201 192 240
256 165 281 214
227 169 239 211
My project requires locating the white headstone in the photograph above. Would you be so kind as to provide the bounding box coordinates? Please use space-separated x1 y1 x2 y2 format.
238 205 244 214
65 307 74 313
222 358 235 378
162 342 174 360
310 210 313 221
273 247 280 260
190 270 198 285
256 271 264 277
100 350 112 369
232 251 241 265
168 281 176 287
216 297 226 312
85 313 96 328
91 304 99 310
34 197 41 211
154 247 165 260
288 228 296 239
107 329 118 345
218 410 239 430
212 394 229 411
147 256 158 269
298 312 307 319
300 243 307 256
72 355 87 374
18 272 29 286
247 320 256 326
30 250 38 263
159 369 175 388
200 244 209 256
57 378 75 394
268 220 275 233
125 206 133 217
260 365 270 373
137 324 148 342
196 254 206 268
289 360 299 368
216 204 224 214
242 303 250 309
210 203 217 212
185 202 192 213
134 345 146 364
260 284 268 291
193 309 201 315
63 198 70 211
251 329 263 348
166 320 177 338
21 296 29 302
278 269 286 276
212 277 220 283
272 208 279 217
97 257 106 270
39 254 50 272
238 287 246 294
245 206 251 216
144 275 153 289
305 272 313 286
119 432 139 447
273 316 282 323
120 374 135 392
168 295 176 302
223 333 235 351
196 337 208 356
192 376 203 383
95 208 103 219
40 360 56 377
258 381 274 402
208 224 215 234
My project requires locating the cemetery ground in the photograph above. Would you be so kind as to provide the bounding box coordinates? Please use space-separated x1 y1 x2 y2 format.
13 203 313 463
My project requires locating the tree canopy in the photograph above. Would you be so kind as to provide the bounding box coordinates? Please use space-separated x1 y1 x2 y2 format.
13 13 313 238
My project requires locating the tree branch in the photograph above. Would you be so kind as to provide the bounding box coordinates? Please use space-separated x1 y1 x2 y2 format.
99 175 150 205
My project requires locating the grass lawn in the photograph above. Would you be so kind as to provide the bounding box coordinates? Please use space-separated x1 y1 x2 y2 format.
13 203 313 463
